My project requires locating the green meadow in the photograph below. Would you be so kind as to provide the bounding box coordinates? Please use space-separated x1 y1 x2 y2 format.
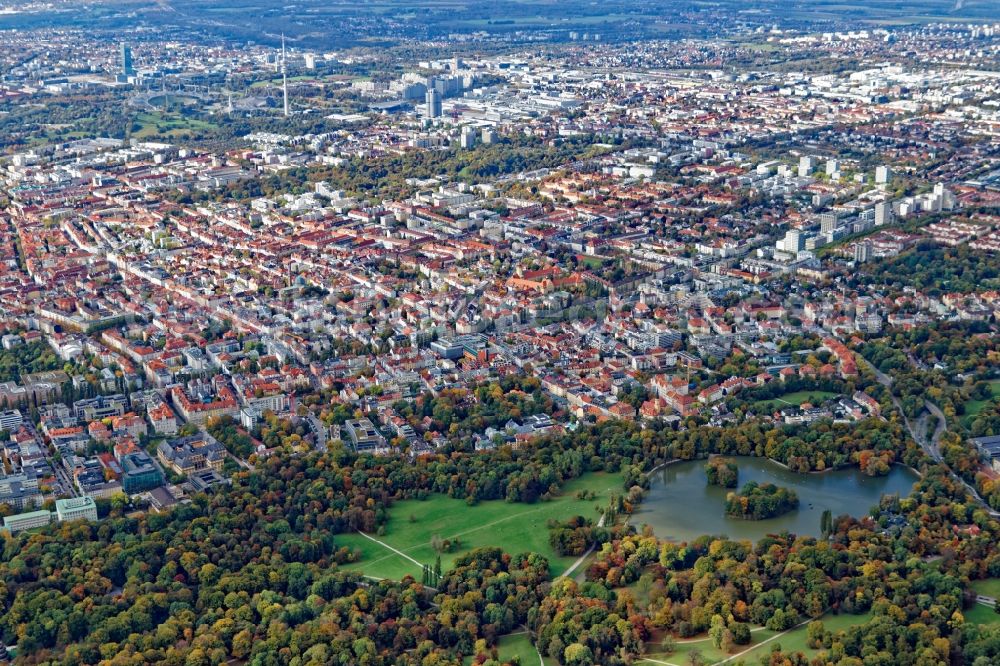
962 380 1000 428
641 611 874 666
463 632 540 666
753 390 839 413
336 471 624 580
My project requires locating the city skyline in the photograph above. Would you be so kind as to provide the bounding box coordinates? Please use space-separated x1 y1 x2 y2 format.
0 2 999 665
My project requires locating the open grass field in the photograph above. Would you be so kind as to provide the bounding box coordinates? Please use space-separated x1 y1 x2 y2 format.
337 470 624 580
133 111 219 140
738 612 873 662
961 380 1000 428
971 578 1000 599
249 74 331 89
643 626 778 666
578 255 608 270
463 632 540 666
965 603 1000 626
753 390 839 413
641 611 873 666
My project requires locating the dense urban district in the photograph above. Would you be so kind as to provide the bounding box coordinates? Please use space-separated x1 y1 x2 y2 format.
0 1 1000 665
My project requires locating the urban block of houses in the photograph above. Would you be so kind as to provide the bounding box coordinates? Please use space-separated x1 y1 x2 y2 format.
170 381 238 425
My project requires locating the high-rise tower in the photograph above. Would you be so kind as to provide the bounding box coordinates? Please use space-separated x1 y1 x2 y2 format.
281 34 289 117
425 88 442 118
121 43 134 77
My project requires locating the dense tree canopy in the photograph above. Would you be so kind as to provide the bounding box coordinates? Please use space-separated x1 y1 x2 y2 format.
1 408 998 665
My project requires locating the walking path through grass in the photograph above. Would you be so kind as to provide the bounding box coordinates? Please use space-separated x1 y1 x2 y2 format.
753 390 838 413
674 626 768 644
714 617 813 665
338 471 625 580
461 630 543 665
972 579 1000 599
356 531 425 568
641 611 874 666
559 511 606 580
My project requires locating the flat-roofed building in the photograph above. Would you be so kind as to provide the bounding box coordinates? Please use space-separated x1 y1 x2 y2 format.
0 409 23 432
55 496 98 523
2 509 53 533
343 418 386 453
120 451 164 494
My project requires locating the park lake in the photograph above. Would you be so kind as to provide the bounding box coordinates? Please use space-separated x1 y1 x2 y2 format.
633 457 920 542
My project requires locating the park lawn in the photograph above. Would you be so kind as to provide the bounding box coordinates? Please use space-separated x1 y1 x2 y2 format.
741 41 780 52
971 578 1000 599
642 627 778 666
965 603 1000 626
133 112 218 139
578 255 607 270
961 380 1000 428
250 74 324 88
463 632 540 666
338 471 624 580
753 390 839 413
736 611 873 663
641 611 873 666
334 536 421 582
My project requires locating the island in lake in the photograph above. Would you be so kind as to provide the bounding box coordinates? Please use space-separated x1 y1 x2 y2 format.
725 481 800 520
705 458 739 488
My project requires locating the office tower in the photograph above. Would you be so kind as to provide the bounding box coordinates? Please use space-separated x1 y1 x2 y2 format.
425 88 442 118
874 201 892 226
482 127 497 145
121 43 134 77
875 165 892 185
854 240 872 263
304 53 317 69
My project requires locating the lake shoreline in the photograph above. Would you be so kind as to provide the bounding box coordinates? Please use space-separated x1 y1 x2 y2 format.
635 456 920 543
658 453 921 480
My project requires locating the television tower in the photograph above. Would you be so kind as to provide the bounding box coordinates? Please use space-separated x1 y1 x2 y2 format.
281 34 289 117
